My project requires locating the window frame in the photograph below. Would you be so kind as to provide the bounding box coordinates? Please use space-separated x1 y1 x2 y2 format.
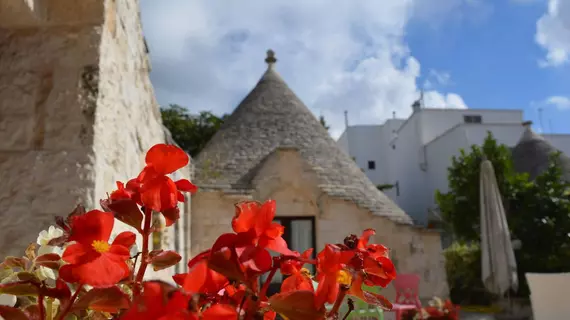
463 114 482 124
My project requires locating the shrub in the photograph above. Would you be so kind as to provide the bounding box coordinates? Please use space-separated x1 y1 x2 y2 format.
0 144 397 320
443 242 495 305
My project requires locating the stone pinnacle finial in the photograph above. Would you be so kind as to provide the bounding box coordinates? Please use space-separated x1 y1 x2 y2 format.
265 49 277 66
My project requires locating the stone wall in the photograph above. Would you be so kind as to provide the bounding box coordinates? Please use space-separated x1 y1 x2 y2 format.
0 1 103 257
0 0 190 281
93 0 192 280
191 148 448 299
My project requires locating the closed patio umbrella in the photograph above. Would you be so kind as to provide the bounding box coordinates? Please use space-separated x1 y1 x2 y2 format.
480 159 518 297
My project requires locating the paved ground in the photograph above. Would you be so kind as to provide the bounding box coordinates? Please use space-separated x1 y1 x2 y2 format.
461 311 497 320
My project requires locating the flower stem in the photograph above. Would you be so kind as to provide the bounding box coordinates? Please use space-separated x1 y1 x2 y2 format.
133 207 153 296
328 285 349 318
259 268 277 300
46 298 53 320
38 293 45 320
56 284 83 320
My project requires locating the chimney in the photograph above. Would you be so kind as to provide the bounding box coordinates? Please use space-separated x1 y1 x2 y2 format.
265 49 277 69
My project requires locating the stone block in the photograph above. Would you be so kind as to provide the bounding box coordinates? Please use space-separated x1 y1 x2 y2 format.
0 71 38 116
0 115 34 151
0 27 100 72
29 150 94 213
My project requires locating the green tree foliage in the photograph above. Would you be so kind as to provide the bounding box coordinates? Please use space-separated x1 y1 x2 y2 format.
509 153 570 278
160 104 229 157
435 131 527 241
437 132 570 297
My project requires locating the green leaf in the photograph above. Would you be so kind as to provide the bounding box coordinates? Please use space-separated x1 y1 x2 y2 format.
71 287 130 313
0 281 38 296
149 250 181 271
16 272 40 283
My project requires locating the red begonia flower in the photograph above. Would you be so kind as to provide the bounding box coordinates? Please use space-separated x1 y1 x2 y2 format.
314 244 344 308
347 276 393 310
174 251 229 294
136 144 197 213
347 229 396 288
232 200 294 256
280 249 313 275
59 210 135 287
281 268 314 293
121 281 196 320
201 304 239 319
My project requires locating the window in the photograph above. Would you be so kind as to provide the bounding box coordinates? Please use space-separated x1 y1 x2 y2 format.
261 217 316 297
395 181 400 196
463 115 482 124
392 144 396 150
368 161 376 170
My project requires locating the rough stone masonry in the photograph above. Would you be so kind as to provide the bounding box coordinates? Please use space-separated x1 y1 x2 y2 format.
0 0 191 280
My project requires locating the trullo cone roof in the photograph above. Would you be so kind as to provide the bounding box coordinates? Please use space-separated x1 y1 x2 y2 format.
194 51 413 224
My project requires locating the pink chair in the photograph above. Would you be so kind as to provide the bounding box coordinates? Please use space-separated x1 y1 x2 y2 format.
389 273 423 320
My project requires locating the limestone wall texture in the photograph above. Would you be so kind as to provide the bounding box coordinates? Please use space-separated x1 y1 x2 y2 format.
191 148 449 300
0 0 190 281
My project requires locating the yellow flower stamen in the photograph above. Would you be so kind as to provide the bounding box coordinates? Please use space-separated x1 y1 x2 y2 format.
92 240 110 253
337 269 353 286
300 268 313 278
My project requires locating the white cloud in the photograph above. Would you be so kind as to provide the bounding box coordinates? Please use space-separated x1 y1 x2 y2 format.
536 0 570 67
424 69 453 89
140 0 473 138
424 91 468 109
544 96 570 110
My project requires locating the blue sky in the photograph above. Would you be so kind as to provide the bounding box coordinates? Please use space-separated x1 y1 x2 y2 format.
140 0 569 138
407 0 569 134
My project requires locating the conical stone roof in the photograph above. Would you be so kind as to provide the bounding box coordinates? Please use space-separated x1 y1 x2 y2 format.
511 125 570 181
194 51 413 224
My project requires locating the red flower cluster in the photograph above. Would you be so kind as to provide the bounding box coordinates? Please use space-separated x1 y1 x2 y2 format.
402 298 460 320
0 144 397 320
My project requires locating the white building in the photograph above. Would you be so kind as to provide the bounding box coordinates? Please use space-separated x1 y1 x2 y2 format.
337 106 570 225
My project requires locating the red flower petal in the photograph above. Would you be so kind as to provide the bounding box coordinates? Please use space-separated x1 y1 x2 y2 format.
348 277 393 311
281 273 314 293
140 176 178 212
112 232 136 248
269 290 326 320
357 229 376 249
68 210 114 245
145 144 189 175
175 179 198 193
232 202 259 233
60 251 131 287
259 236 295 256
256 200 277 235
110 181 131 201
263 223 284 239
201 304 238 320
61 243 91 264
237 246 272 273
162 207 180 227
